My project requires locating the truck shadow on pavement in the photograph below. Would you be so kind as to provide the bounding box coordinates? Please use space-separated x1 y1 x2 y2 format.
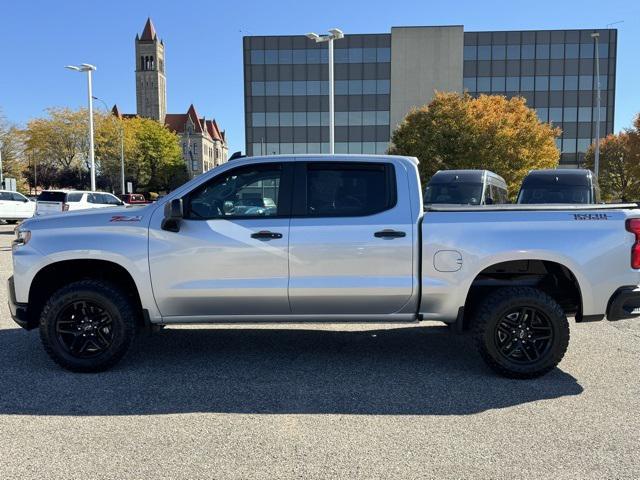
0 325 583 416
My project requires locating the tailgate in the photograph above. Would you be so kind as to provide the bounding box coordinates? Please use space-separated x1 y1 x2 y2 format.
36 201 63 215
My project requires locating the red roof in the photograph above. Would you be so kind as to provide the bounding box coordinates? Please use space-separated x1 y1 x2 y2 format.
116 101 225 145
205 119 223 141
140 18 157 41
164 113 188 133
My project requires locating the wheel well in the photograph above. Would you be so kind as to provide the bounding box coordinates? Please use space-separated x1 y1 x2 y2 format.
29 260 144 327
462 260 582 330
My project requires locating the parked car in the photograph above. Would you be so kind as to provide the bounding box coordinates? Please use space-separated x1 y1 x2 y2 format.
424 170 508 205
36 190 125 216
9 155 640 378
0 190 35 223
517 169 601 204
119 193 149 205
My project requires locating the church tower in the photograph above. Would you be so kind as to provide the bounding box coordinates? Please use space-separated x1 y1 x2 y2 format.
135 18 167 122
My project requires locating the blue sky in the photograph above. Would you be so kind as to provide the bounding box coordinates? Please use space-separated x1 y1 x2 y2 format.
1 0 638 154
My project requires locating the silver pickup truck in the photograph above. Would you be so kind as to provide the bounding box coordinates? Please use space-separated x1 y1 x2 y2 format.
8 155 640 377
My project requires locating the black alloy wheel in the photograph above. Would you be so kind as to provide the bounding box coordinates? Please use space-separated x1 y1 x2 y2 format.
55 300 115 358
494 306 554 364
474 287 570 379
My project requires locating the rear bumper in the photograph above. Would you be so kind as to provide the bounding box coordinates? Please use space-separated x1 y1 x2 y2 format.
7 276 36 330
607 286 640 321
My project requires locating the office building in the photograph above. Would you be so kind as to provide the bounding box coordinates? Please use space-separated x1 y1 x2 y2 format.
243 26 616 167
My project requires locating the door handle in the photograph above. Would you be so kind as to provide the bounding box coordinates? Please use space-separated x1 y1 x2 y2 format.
374 229 406 239
251 230 283 240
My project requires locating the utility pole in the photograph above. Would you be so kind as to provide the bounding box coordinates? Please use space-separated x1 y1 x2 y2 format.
591 32 601 178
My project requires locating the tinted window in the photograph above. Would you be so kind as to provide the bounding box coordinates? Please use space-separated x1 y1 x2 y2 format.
102 194 123 205
186 164 282 219
306 163 395 217
518 185 592 204
38 191 67 202
0 192 13 201
11 192 27 202
424 183 483 205
66 193 83 202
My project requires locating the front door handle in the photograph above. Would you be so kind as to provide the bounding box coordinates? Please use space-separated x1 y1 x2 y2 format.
374 229 406 239
251 230 283 240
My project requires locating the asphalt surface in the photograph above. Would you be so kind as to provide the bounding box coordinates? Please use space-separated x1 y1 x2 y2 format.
0 223 639 479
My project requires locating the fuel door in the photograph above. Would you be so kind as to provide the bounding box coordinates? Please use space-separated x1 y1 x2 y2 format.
434 250 463 272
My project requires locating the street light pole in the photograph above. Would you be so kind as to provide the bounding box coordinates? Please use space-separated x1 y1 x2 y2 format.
93 96 126 194
306 28 344 154
591 32 601 178
65 63 97 190
0 140 4 188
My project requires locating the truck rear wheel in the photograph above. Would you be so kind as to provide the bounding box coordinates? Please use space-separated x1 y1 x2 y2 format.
39 280 137 372
473 287 569 379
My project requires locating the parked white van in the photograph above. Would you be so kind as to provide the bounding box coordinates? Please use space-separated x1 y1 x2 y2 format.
0 190 35 223
36 190 125 216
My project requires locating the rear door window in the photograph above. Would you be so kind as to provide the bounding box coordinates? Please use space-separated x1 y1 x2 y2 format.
0 192 14 201
304 162 396 217
66 193 83 202
11 192 27 202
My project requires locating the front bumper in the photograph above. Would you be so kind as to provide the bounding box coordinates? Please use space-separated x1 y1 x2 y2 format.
7 276 36 330
607 286 640 321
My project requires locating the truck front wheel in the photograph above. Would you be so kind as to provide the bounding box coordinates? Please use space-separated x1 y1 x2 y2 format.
473 287 570 379
39 280 138 372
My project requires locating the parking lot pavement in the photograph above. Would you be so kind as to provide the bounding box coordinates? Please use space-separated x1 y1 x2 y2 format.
0 223 639 479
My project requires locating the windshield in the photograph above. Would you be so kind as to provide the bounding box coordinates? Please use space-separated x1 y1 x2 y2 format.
517 185 592 204
424 183 483 205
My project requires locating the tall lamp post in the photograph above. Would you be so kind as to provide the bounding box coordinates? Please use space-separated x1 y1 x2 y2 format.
93 96 126 195
0 140 4 188
306 28 344 154
591 32 601 178
65 63 97 190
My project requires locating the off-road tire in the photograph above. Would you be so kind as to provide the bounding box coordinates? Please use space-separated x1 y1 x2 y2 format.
39 280 138 372
473 286 570 379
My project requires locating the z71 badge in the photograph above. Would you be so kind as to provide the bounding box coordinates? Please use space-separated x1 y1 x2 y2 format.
109 215 143 222
573 213 609 220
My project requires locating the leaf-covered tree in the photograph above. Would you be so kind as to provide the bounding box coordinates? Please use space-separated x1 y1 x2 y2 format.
584 114 640 202
23 107 186 192
389 92 561 197
126 116 186 193
0 110 30 192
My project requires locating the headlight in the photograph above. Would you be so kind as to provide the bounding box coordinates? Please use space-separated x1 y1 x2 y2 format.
13 229 31 247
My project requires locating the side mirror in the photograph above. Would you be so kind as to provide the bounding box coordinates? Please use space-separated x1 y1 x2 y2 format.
161 198 183 232
485 197 494 205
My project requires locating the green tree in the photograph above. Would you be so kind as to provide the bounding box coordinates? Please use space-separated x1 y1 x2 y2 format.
0 110 30 192
584 114 640 202
389 92 561 197
127 117 185 193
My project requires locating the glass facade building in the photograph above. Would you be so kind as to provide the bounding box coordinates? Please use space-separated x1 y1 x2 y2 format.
243 27 616 167
463 29 616 166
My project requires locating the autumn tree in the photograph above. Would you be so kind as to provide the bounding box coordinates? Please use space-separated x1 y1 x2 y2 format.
584 114 640 202
24 107 187 192
0 110 29 192
389 92 561 197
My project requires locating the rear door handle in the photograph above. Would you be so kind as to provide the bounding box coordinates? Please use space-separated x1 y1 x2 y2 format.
374 229 406 238
251 230 283 240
